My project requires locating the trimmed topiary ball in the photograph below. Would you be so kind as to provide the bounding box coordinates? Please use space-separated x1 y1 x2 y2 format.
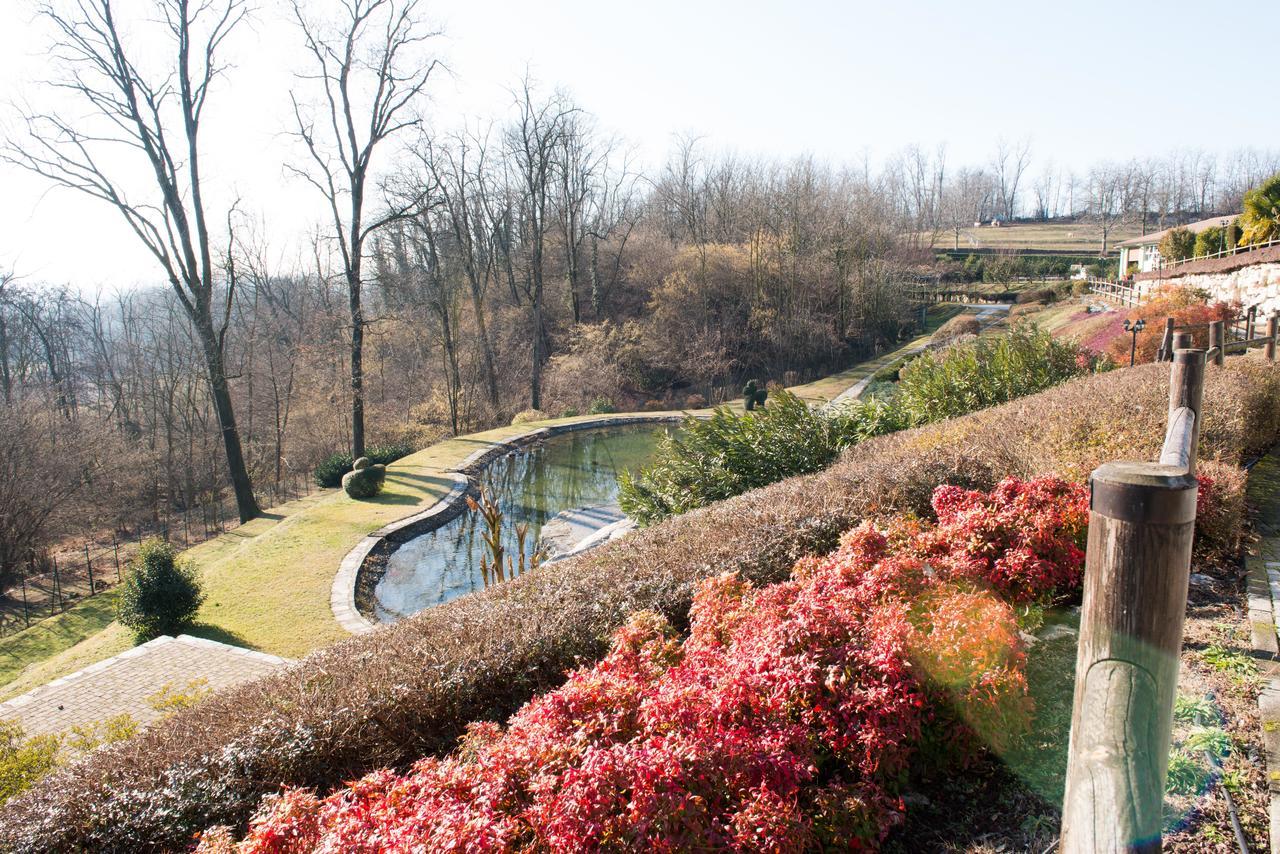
116 538 204 640
511 409 549 426
353 457 372 470
342 466 383 499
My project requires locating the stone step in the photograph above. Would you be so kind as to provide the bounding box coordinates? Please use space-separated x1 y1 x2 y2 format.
1248 555 1279 655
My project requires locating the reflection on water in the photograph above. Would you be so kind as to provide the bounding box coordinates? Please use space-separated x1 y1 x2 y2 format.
372 424 672 622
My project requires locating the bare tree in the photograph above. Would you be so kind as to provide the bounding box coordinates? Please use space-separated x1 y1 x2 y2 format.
1088 164 1127 255
506 78 573 410
415 127 501 408
896 144 946 248
3 0 261 521
991 137 1032 221
555 112 613 323
0 269 14 405
288 0 441 457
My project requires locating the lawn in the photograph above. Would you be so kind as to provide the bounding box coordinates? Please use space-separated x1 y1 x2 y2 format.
0 591 121 700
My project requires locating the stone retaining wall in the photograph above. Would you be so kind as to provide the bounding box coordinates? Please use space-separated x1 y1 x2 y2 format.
1137 259 1280 318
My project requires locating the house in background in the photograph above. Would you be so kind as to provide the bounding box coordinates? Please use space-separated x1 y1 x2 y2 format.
1117 215 1239 274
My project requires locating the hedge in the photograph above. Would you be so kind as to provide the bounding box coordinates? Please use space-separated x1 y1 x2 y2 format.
2 358 1278 852
312 443 413 489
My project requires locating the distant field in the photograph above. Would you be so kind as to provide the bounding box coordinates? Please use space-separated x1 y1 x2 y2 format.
918 221 1144 254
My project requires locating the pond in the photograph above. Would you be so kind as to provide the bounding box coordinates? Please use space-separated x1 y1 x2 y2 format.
369 423 673 623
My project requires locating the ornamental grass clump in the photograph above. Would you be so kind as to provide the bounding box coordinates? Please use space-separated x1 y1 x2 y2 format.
115 538 204 640
619 389 848 524
897 324 1099 425
198 477 1087 853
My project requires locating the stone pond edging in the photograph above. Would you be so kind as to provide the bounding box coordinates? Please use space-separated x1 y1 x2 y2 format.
330 413 687 635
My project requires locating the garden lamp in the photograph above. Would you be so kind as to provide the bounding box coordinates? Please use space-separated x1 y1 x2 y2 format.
1123 318 1146 366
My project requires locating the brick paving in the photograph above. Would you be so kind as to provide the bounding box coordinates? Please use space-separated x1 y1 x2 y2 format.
1244 452 1280 853
0 635 290 737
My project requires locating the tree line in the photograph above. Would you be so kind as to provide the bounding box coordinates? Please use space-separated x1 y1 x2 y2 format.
891 140 1280 251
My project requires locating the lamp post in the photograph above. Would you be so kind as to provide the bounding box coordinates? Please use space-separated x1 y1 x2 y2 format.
1220 218 1228 256
1124 318 1146 367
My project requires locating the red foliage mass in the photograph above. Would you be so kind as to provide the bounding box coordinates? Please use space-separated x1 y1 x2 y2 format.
198 478 1090 853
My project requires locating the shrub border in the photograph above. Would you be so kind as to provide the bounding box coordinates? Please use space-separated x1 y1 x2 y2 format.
331 414 688 634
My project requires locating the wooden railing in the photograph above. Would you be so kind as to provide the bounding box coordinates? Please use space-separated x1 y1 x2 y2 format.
1153 311 1280 365
1088 277 1145 307
1060 338 1204 852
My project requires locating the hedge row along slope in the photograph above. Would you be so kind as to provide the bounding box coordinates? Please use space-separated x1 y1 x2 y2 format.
1 359 1277 852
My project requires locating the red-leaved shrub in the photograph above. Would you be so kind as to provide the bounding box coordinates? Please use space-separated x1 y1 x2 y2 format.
199 478 1088 853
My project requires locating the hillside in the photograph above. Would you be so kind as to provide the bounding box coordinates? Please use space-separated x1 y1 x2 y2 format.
922 220 1145 254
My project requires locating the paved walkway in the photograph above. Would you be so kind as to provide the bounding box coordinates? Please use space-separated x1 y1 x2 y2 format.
0 634 290 737
827 304 1010 407
1245 452 1280 852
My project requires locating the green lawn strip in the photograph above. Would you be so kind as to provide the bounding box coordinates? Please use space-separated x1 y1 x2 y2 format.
0 590 120 694
925 221 1141 253
789 304 967 404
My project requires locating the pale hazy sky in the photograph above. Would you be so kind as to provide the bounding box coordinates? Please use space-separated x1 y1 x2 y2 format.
2 0 1277 289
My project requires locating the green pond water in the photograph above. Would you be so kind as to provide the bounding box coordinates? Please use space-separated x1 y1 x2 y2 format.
371 424 672 622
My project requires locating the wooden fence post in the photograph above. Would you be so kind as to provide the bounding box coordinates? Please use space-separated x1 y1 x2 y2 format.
1246 305 1257 342
1060 349 1203 854
1209 320 1225 366
51 554 62 614
1157 318 1175 362
1267 314 1278 362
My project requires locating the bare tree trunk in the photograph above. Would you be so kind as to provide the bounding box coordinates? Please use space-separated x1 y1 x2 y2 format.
195 318 258 522
349 262 366 457
0 310 11 405
467 280 499 408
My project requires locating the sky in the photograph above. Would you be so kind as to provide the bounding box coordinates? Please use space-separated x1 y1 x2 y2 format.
1 0 1277 289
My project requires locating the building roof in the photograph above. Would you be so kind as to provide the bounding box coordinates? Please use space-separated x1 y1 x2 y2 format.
1117 215 1239 248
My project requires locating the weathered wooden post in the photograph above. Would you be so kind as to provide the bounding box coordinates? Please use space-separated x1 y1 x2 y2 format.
1208 319 1225 366
1060 348 1203 854
1267 314 1278 362
1156 318 1175 362
1245 305 1257 342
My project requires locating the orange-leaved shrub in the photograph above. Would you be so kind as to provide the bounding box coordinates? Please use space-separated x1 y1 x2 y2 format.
197 478 1087 853
1104 285 1239 366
